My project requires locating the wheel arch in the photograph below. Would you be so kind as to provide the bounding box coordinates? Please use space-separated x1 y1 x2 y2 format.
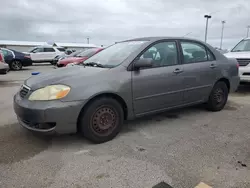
77 92 128 132
216 77 230 91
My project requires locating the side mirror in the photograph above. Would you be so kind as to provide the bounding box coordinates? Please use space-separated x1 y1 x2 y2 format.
134 58 153 70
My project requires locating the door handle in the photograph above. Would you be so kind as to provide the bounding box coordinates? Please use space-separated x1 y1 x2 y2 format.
210 64 217 68
173 68 183 74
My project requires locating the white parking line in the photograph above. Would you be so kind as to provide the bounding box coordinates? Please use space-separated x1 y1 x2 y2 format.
74 149 90 155
195 182 212 188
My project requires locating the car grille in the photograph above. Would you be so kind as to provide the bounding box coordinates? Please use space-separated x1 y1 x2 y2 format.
19 85 31 98
236 59 250 66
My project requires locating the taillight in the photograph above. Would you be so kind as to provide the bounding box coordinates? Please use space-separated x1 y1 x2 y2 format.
24 55 31 59
0 53 3 62
237 63 239 68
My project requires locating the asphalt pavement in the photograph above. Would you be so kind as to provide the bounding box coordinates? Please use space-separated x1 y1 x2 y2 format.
0 64 250 188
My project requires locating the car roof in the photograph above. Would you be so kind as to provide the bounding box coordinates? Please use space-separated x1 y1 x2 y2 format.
122 36 204 43
35 45 64 48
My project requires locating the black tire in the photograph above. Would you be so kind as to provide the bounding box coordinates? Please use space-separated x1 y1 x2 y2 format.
206 81 228 111
79 97 124 143
10 60 22 70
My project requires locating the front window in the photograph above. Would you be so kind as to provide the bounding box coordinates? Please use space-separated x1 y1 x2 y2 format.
84 41 147 68
31 48 44 53
232 39 250 52
139 41 178 67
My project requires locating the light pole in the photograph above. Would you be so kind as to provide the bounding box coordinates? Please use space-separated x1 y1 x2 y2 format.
220 20 226 49
247 26 250 38
87 37 90 44
204 15 212 43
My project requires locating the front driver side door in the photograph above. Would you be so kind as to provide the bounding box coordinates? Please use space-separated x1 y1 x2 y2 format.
132 41 185 116
30 47 44 61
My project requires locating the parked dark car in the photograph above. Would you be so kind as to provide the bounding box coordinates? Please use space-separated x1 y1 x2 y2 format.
1 48 32 70
14 37 239 143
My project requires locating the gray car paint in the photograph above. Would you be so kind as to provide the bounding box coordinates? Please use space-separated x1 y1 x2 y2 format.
14 37 240 134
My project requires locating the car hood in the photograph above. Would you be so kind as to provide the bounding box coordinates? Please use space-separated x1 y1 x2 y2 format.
224 51 250 59
59 57 87 64
25 66 108 90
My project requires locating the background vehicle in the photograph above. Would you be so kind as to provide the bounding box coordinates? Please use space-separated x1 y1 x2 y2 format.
65 49 75 55
52 50 83 65
224 38 250 83
0 50 9 74
57 47 103 67
1 48 32 70
27 45 66 64
14 37 239 143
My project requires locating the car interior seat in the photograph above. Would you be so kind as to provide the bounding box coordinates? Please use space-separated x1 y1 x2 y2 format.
192 50 207 62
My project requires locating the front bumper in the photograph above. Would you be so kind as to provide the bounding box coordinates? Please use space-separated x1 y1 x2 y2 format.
239 67 250 82
13 93 85 134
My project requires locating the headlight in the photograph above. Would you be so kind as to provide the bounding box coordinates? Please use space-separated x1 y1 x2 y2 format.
28 85 70 101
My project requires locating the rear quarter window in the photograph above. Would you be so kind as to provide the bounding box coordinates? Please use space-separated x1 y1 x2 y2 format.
57 48 66 52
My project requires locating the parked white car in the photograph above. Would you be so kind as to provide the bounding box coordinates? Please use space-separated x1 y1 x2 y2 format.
27 46 66 64
224 38 250 82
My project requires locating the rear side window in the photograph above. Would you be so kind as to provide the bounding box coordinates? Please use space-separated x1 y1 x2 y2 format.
57 48 65 52
180 41 215 64
44 48 55 52
1 49 12 57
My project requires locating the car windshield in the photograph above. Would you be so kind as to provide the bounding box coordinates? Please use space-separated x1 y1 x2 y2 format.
76 48 100 57
69 50 82 57
29 47 36 52
232 39 250 52
84 41 147 68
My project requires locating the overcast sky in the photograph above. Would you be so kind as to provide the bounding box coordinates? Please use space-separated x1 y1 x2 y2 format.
0 0 249 49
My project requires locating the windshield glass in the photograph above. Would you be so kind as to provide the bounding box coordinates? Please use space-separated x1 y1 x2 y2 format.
232 39 250 52
76 48 100 57
29 47 37 52
69 50 82 57
84 41 147 68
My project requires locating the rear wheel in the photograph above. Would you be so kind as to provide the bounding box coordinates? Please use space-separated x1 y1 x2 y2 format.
10 60 22 70
206 81 228 111
79 97 124 143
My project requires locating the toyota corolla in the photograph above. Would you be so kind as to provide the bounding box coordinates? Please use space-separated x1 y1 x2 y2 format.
14 37 239 143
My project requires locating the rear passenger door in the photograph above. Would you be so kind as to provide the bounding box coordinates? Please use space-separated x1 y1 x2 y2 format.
179 40 219 104
44 47 57 61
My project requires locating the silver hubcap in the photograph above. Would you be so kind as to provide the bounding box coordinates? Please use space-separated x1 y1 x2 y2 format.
12 61 21 70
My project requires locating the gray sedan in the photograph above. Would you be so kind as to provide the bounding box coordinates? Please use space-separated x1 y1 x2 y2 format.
13 37 240 143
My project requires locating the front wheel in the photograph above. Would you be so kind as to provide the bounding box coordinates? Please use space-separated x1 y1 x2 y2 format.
79 97 124 143
206 81 228 111
10 60 22 70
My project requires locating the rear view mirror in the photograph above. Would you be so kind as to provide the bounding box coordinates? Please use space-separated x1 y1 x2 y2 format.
134 58 152 70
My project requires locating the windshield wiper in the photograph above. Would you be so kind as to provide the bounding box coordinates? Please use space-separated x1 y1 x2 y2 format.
83 62 104 68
